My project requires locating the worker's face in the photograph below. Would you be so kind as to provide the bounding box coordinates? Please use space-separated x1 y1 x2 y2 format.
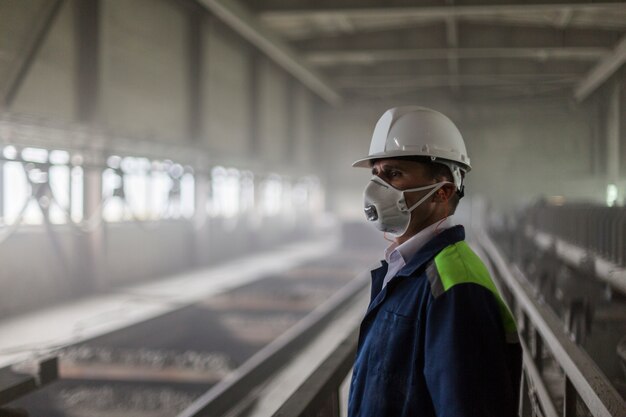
370 159 454 240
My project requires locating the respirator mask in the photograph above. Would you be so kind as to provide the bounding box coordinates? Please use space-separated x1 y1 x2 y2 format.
363 176 449 236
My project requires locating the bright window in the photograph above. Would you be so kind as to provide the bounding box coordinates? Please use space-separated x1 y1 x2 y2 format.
208 167 241 218
1 147 80 226
260 174 282 217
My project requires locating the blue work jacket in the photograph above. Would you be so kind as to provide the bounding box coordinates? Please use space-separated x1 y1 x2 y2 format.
348 225 522 417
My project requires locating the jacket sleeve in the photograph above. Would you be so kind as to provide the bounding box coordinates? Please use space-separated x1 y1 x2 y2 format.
423 283 519 417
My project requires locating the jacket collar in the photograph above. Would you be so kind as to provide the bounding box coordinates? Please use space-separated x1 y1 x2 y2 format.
370 260 388 300
396 224 465 277
368 225 465 302
363 225 465 321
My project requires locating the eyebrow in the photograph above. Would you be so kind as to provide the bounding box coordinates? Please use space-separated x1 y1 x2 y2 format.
372 163 405 174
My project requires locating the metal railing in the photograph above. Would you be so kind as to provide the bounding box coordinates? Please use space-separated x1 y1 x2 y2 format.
197 225 625 417
271 328 358 417
176 273 368 417
476 229 626 417
0 357 58 406
524 205 626 267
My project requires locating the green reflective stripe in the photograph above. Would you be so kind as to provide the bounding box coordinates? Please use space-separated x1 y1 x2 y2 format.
431 241 518 341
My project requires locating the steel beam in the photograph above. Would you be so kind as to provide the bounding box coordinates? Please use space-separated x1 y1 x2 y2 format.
293 22 619 54
306 47 608 65
606 80 621 194
332 74 579 90
195 0 341 105
1 0 65 109
75 0 100 124
177 274 368 417
258 2 625 20
574 34 626 101
477 230 626 417
248 49 261 156
188 11 204 142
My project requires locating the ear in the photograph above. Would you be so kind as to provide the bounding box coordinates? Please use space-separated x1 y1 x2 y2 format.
433 184 456 203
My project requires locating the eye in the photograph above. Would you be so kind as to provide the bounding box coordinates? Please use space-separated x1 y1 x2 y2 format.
389 170 401 178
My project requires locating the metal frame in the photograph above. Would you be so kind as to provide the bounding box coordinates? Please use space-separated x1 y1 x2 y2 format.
476 229 626 417
187 9 204 143
526 226 626 295
74 0 100 124
575 35 626 101
196 0 341 105
271 328 358 417
176 273 368 417
0 357 58 406
1 0 65 109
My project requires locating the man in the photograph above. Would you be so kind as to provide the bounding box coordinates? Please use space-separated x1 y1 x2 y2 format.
348 106 522 417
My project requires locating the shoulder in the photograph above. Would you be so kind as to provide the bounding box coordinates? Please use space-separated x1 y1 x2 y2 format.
425 240 496 299
424 240 520 341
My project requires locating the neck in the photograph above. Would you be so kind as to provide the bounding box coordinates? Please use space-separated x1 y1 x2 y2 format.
395 214 450 245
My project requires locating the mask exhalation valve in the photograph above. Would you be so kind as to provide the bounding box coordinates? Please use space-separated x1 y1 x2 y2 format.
364 205 378 221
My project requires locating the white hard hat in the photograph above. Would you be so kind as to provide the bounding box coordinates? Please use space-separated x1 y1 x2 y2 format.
352 106 471 172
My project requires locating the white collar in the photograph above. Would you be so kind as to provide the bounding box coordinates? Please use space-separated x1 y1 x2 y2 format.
384 217 454 265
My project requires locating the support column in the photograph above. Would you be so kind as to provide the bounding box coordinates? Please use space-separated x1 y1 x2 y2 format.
75 0 100 124
82 154 107 292
188 11 204 143
194 170 211 266
0 159 4 221
74 0 104 293
285 77 296 161
606 80 621 206
248 50 261 157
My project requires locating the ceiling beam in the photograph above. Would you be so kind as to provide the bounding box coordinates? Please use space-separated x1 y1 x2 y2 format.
306 47 609 65
258 2 625 20
574 34 626 101
332 74 580 89
196 0 341 105
267 16 626 42
322 59 591 80
292 23 621 54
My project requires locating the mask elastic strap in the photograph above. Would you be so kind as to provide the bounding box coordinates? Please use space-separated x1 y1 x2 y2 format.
405 182 447 212
402 182 443 193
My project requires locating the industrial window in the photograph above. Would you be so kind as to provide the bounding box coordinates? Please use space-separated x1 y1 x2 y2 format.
1 146 80 226
102 155 127 222
0 143 318 230
103 156 195 222
208 166 241 218
303 176 324 212
180 169 195 219
259 174 283 217
239 170 255 214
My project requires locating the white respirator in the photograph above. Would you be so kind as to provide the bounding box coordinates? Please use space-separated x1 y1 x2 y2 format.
363 176 448 236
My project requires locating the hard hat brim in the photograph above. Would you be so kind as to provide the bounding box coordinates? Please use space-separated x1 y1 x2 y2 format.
352 152 471 171
351 156 374 168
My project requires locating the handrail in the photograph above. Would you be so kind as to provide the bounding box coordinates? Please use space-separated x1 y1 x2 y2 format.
0 357 58 406
272 328 359 417
524 204 626 270
525 225 626 295
176 272 369 417
476 229 626 417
